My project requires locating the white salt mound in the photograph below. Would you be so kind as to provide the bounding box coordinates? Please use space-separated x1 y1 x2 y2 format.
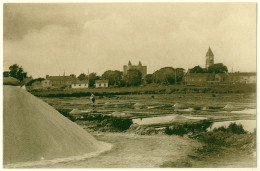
223 103 234 109
173 103 186 109
172 115 188 122
112 111 131 118
134 103 142 106
201 107 209 111
69 108 82 114
3 86 111 167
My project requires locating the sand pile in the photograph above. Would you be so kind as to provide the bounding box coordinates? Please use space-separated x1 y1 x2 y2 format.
3 86 111 168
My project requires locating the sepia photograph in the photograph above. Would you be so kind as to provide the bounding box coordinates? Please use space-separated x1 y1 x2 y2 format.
2 1 257 169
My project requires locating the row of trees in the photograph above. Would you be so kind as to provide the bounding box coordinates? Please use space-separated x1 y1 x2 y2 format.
76 67 185 87
189 63 228 74
4 63 228 87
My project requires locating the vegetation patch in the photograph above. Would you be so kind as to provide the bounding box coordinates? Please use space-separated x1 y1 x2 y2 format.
161 159 192 168
164 120 213 136
161 122 256 168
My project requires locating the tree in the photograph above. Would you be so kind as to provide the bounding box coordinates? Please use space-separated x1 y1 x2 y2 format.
3 71 9 77
175 68 185 83
77 73 88 81
70 74 76 78
152 67 185 85
207 63 228 73
26 78 45 86
152 67 175 84
125 69 142 86
189 65 205 73
101 70 123 86
88 72 99 87
145 74 153 84
9 64 27 82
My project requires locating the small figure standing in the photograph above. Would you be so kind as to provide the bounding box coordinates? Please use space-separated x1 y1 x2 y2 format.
90 93 95 104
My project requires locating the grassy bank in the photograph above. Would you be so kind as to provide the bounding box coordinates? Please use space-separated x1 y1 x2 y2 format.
29 84 256 97
161 122 256 167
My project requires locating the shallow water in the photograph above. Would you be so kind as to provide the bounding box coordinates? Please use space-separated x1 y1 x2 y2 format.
231 109 256 115
132 115 177 125
40 94 256 124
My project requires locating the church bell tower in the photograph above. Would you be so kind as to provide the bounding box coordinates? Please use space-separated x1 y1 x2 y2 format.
205 47 214 69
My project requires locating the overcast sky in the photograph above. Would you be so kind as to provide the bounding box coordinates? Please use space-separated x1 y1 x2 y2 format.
3 3 256 78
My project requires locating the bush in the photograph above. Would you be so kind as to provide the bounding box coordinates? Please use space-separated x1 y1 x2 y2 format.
213 126 227 132
213 122 247 134
111 117 133 131
165 125 187 136
198 122 249 147
199 131 232 146
165 120 213 136
227 122 247 134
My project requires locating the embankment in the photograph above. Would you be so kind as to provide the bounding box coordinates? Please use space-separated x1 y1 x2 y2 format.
28 84 256 97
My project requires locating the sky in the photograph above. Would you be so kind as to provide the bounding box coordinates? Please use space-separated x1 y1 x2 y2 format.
3 3 257 78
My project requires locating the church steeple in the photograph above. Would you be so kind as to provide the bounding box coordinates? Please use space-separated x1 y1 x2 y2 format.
205 47 214 69
206 47 214 57
128 60 132 65
138 61 142 66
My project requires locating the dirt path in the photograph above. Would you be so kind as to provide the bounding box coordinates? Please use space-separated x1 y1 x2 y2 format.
31 132 200 168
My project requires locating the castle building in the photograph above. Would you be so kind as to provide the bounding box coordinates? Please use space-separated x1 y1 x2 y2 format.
205 47 214 69
123 61 147 79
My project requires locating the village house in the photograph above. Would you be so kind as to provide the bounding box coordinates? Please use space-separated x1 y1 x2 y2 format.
215 73 230 83
46 74 77 88
183 73 215 85
184 72 256 85
123 61 147 79
228 72 256 84
95 80 109 88
71 80 89 89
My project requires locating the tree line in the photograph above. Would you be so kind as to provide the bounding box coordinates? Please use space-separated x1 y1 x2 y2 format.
189 63 228 74
4 63 228 87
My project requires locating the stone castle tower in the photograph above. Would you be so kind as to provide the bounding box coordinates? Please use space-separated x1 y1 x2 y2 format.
205 47 214 69
123 60 147 79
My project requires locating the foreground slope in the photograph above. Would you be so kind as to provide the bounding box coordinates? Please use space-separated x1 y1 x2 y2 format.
3 86 110 167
